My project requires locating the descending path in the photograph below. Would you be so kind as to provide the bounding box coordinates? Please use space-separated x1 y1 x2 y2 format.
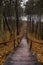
4 37 41 65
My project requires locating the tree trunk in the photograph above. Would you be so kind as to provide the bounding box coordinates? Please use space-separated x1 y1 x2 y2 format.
38 15 41 39
1 16 5 41
15 0 19 35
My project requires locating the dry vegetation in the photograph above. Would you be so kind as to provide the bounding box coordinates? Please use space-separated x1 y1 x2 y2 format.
27 33 43 63
0 29 23 65
0 31 14 65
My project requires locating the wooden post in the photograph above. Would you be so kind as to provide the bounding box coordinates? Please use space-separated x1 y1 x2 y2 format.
14 39 15 49
30 40 32 51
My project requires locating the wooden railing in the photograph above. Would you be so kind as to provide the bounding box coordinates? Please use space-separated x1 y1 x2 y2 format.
27 34 43 43
0 34 23 65
27 34 43 62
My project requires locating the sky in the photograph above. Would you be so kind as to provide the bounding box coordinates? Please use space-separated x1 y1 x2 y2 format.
20 0 43 22
20 0 28 8
20 0 28 21
23 0 28 3
21 16 28 21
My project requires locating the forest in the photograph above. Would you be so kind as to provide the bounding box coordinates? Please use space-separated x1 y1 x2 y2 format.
0 0 43 65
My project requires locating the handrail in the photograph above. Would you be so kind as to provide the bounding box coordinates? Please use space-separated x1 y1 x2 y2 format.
0 40 12 45
27 34 43 51
27 34 43 44
27 34 43 63
0 34 23 45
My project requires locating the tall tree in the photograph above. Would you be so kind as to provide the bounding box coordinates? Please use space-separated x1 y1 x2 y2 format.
36 0 43 39
25 0 34 33
15 0 23 35
25 0 43 39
